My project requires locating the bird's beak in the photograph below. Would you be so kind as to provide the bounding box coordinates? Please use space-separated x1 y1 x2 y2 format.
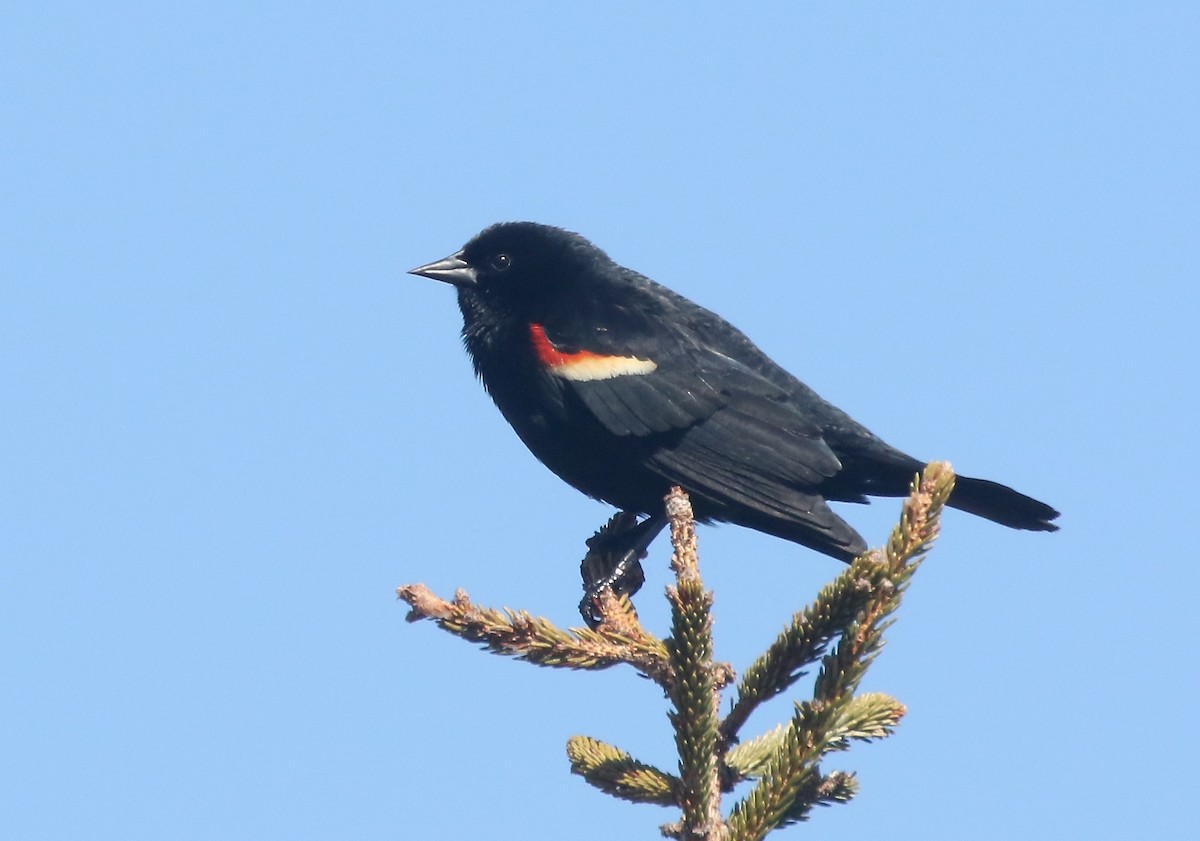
409 251 478 287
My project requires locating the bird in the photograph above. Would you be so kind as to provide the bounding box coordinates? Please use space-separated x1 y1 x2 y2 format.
410 222 1058 613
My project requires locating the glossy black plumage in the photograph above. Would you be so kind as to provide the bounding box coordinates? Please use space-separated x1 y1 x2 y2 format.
411 222 1059 563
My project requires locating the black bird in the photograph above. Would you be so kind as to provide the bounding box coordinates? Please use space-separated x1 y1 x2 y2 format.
411 222 1058 611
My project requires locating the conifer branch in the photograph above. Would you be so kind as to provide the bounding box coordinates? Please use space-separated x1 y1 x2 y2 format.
780 771 859 824
399 463 956 839
723 692 900 781
726 465 953 838
721 557 879 743
396 584 669 676
725 724 789 780
827 692 907 750
566 735 679 805
663 487 729 840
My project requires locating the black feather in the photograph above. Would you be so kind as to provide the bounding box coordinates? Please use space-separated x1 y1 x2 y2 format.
411 221 1060 570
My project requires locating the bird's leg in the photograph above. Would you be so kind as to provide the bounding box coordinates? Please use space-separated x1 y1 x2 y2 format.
579 512 668 627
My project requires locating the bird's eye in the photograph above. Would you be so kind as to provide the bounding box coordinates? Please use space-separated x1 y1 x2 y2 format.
490 253 512 271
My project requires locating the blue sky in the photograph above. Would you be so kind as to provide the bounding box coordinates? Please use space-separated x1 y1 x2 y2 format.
3 3 1197 839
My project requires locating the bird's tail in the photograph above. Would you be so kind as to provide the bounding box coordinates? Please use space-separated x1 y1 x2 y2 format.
948 475 1060 532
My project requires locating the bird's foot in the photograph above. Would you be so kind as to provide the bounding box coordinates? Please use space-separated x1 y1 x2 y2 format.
578 512 666 627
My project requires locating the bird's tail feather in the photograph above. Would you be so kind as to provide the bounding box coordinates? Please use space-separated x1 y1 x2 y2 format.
948 475 1060 532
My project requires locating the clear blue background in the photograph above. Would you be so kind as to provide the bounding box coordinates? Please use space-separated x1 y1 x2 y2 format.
3 3 1197 839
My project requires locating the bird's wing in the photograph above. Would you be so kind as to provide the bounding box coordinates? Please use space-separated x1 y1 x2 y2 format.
526 319 723 433
529 319 843 488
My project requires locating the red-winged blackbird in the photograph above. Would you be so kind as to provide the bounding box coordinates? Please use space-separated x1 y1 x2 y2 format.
412 222 1058 605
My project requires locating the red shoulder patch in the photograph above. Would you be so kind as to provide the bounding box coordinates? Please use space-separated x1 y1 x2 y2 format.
528 323 657 382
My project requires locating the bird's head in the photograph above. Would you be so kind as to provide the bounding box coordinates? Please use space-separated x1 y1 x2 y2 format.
409 222 616 313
